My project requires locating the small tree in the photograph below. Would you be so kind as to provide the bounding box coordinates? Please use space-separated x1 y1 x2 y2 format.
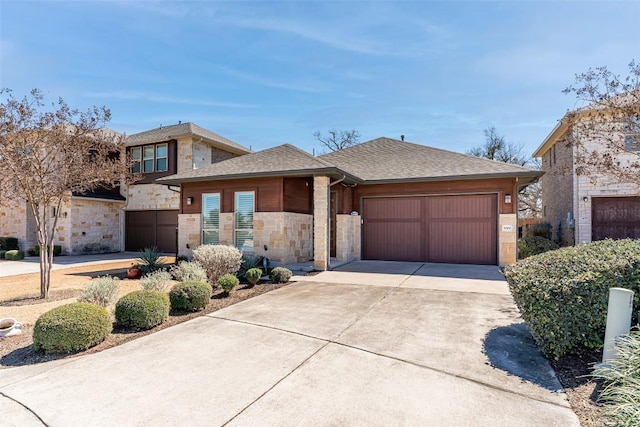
562 60 640 184
467 126 541 217
0 89 132 298
313 129 360 152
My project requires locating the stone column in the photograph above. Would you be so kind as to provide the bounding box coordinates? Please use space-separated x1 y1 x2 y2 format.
313 176 330 270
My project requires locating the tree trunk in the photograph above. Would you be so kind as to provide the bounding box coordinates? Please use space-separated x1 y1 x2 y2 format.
39 242 50 299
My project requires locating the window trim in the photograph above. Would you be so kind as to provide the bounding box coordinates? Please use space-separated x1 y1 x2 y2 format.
202 193 221 245
155 143 168 172
234 191 255 252
130 142 169 174
131 147 142 173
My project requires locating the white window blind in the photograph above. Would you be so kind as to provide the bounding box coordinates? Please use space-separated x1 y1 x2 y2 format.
202 193 220 245
235 191 254 252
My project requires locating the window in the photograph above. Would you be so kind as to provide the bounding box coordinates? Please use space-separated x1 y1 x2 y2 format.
624 116 640 151
131 147 141 173
131 143 169 173
202 193 220 245
235 191 254 252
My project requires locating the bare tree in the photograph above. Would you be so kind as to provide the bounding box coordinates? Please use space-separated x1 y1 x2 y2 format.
313 129 360 152
562 60 640 184
0 89 132 298
467 126 541 217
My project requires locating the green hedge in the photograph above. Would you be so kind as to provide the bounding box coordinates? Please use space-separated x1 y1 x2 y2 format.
505 239 640 359
0 237 19 251
269 267 292 284
4 250 25 261
517 236 559 259
115 290 169 330
169 280 212 312
33 303 112 354
28 245 62 257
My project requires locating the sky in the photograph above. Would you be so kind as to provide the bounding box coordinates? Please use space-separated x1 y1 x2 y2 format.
1 1 639 157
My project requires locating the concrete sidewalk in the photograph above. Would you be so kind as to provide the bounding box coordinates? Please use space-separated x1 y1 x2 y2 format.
0 261 579 426
0 252 141 278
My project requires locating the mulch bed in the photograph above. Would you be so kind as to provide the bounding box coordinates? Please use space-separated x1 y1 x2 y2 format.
0 289 82 306
0 282 290 368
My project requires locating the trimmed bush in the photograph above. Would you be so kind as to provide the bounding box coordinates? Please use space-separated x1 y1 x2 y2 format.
218 274 239 294
33 302 112 354
245 268 262 286
505 239 640 359
4 250 24 260
78 276 120 307
28 245 62 257
140 270 172 292
192 244 242 286
170 261 207 283
169 280 212 312
269 267 292 284
592 330 640 425
517 237 559 259
115 290 169 330
0 237 19 251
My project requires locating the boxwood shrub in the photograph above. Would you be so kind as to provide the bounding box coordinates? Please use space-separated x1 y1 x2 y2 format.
33 302 112 354
0 237 19 251
505 239 640 359
517 236 559 259
269 267 292 284
115 290 169 330
169 280 212 312
4 250 25 260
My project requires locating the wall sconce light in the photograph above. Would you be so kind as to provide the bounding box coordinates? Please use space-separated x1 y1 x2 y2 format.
583 196 589 202
504 194 512 204
186 197 193 205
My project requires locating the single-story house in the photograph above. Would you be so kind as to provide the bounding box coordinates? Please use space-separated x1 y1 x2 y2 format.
159 137 542 269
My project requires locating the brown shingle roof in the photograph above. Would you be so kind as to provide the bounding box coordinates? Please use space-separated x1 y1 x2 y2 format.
126 122 250 154
158 144 352 184
319 137 540 183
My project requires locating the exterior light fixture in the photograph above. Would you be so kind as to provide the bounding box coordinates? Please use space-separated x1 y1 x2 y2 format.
187 197 193 205
583 196 589 202
505 194 512 204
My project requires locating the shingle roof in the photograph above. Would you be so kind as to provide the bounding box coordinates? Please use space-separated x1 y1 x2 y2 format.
319 137 541 182
158 144 348 184
126 122 250 154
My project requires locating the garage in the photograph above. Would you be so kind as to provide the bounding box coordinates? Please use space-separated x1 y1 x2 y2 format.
125 210 178 253
362 194 498 265
592 197 640 241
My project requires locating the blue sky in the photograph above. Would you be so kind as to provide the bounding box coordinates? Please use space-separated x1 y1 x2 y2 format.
1 1 639 156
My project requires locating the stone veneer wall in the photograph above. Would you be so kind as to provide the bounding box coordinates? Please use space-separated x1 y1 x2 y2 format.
313 176 330 270
0 199 32 250
125 184 180 211
336 214 361 263
498 213 517 266
192 139 212 170
178 213 201 258
253 212 313 264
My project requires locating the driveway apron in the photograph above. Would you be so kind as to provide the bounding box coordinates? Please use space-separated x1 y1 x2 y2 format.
0 261 579 426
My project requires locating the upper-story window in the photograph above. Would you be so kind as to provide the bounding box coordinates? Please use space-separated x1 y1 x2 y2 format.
130 143 168 173
624 116 640 151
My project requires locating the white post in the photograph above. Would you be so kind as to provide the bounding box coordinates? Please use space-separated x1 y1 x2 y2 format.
601 287 634 365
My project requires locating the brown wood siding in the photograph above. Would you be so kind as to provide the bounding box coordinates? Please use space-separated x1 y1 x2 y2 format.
592 197 640 241
126 210 178 253
362 194 497 265
130 140 178 184
181 177 283 214
283 177 313 214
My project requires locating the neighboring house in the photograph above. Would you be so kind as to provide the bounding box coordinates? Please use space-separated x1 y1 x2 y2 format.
159 137 542 269
0 122 250 254
534 104 640 246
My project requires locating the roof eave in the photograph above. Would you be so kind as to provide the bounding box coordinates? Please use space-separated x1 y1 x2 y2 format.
156 167 362 185
360 171 544 186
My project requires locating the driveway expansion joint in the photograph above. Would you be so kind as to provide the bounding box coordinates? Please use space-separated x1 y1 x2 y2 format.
0 391 49 426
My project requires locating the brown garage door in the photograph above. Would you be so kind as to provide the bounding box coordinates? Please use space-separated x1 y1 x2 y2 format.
592 197 640 241
126 210 178 253
362 194 497 265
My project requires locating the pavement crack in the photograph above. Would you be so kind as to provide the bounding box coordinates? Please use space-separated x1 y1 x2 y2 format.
0 391 49 426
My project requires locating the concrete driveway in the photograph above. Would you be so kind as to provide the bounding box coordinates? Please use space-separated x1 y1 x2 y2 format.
0 261 579 426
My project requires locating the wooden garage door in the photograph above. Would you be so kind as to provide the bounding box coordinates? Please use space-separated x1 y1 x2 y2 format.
362 194 497 265
592 197 640 241
126 210 178 253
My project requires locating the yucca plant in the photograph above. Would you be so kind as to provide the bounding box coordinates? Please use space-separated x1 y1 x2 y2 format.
136 247 167 274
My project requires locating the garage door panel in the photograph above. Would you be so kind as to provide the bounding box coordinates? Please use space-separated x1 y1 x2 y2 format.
592 197 640 241
363 222 422 262
429 195 495 219
429 221 496 264
364 197 421 219
126 210 178 253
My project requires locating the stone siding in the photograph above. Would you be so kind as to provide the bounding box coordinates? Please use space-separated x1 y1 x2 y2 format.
253 212 313 264
313 176 330 270
125 184 179 211
336 214 361 262
178 213 201 258
176 136 193 173
219 213 235 246
211 146 237 164
0 199 31 250
498 213 517 266
192 139 211 170
65 198 123 254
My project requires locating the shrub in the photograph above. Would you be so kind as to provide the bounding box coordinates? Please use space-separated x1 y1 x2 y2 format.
78 276 120 307
136 247 167 273
517 237 559 259
505 239 640 359
218 273 239 294
169 280 212 312
245 268 263 286
269 267 292 284
115 290 169 330
526 221 552 239
170 261 207 283
0 237 19 251
592 330 640 425
237 253 264 278
192 244 242 286
140 270 172 292
4 250 24 261
0 250 6 260
33 302 112 354
28 245 62 257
